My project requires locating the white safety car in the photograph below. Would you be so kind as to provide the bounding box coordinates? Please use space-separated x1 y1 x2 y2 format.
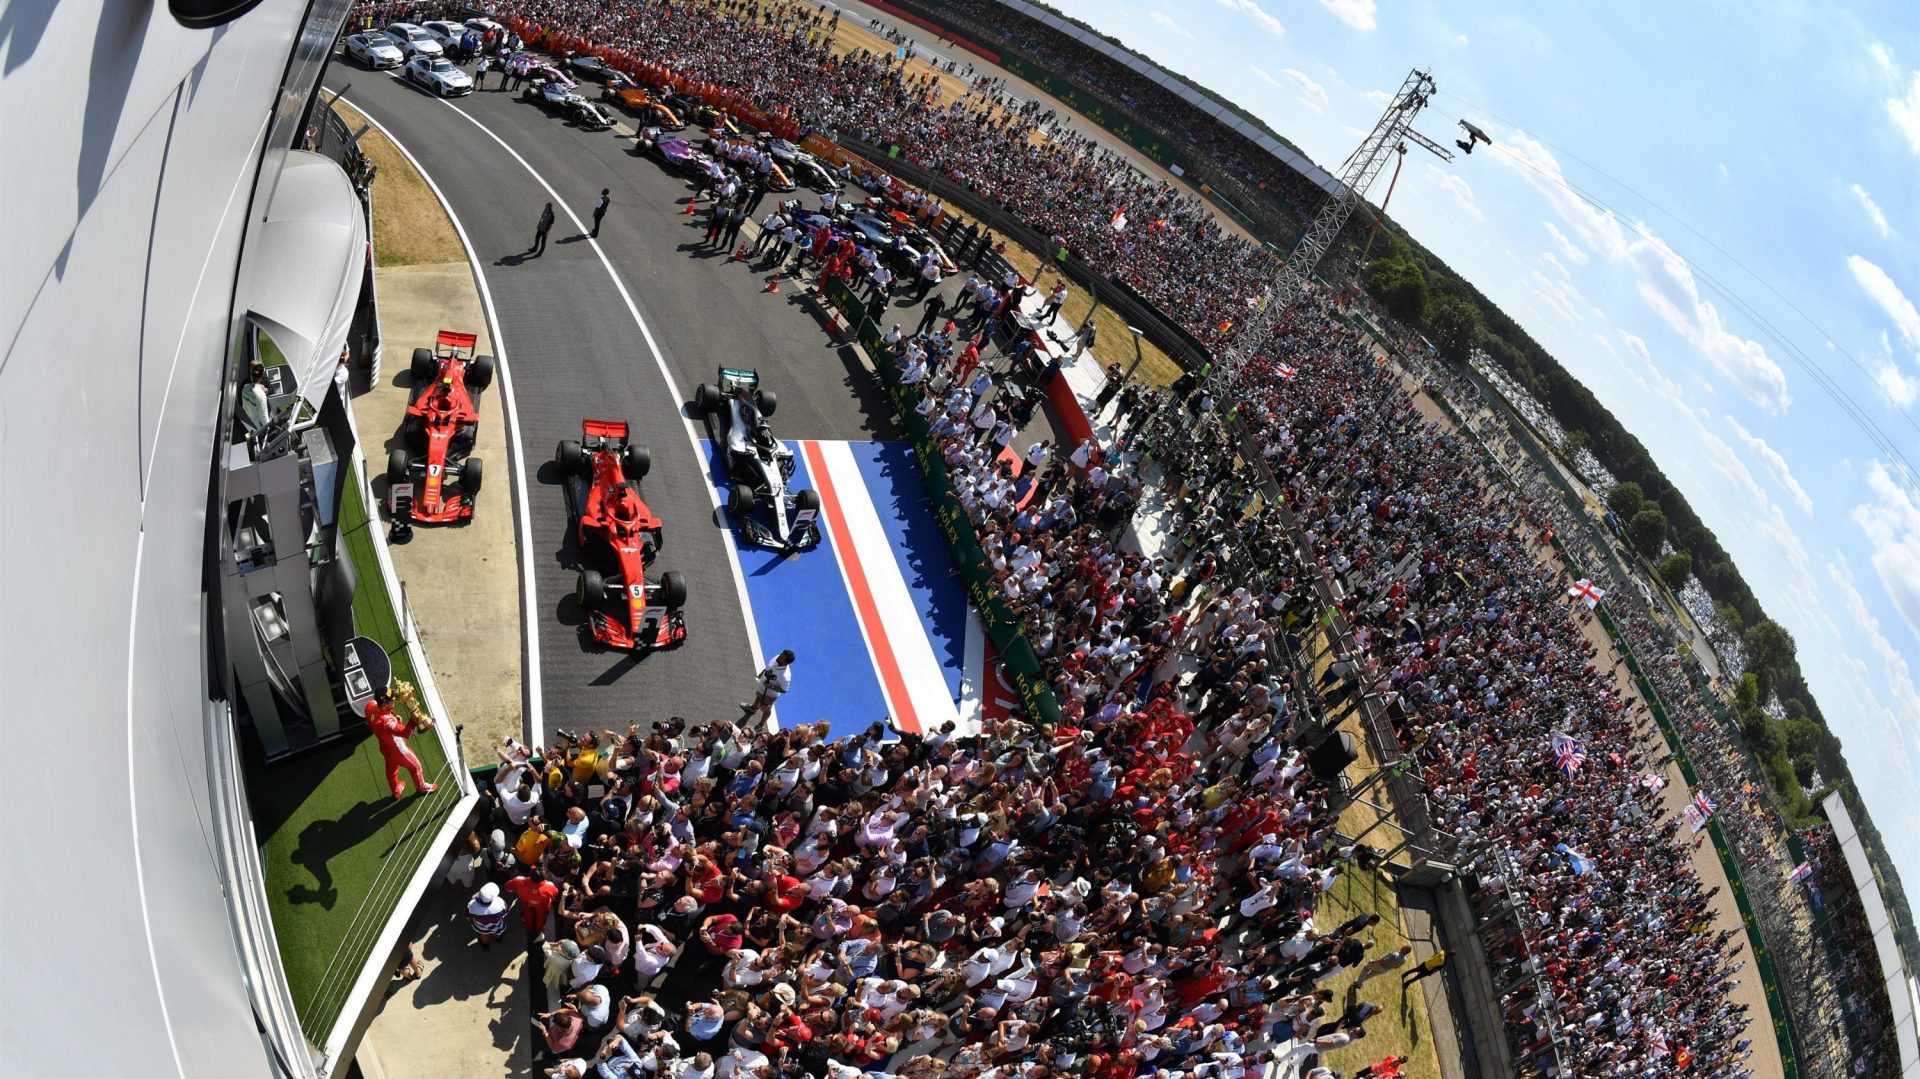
382 22 443 58
344 31 404 69
404 55 473 97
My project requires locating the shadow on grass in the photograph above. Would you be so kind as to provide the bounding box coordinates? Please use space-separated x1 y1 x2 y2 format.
285 794 413 909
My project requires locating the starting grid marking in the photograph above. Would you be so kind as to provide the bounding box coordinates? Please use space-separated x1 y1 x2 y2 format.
704 439 985 739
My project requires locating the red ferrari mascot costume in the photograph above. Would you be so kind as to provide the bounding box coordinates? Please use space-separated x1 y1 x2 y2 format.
365 687 438 799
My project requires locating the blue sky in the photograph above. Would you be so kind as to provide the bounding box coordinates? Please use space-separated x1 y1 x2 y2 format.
1043 0 1920 887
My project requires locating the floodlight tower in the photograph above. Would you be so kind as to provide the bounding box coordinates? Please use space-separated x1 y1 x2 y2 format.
1215 68 1447 388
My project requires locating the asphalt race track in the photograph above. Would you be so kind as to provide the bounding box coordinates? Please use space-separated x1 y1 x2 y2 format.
324 59 918 737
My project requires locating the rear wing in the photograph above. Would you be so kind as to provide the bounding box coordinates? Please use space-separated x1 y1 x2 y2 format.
582 418 630 444
718 367 760 391
435 330 478 357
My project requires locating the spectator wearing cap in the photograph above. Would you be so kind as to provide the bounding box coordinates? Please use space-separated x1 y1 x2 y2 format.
469 881 508 947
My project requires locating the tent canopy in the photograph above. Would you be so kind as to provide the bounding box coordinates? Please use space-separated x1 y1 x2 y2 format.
244 150 366 408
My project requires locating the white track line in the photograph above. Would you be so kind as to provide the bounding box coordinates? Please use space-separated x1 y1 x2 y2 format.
427 95 769 690
337 96 547 748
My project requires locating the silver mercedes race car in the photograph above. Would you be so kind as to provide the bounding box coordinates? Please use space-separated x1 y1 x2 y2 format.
692 369 820 551
524 69 615 131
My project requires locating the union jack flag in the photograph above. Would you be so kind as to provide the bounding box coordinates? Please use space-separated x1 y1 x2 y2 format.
1551 731 1585 779
1694 791 1717 818
1646 1027 1670 1055
1277 364 1298 381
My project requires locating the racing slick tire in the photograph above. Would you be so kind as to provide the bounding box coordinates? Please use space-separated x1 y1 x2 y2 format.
466 354 495 390
727 485 756 518
657 570 688 611
556 439 585 476
693 382 719 415
411 347 436 383
755 388 778 417
577 568 606 604
387 448 411 485
623 443 651 480
795 489 821 514
461 456 484 496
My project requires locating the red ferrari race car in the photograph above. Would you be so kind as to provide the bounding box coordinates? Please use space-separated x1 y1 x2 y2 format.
556 419 688 651
388 330 492 524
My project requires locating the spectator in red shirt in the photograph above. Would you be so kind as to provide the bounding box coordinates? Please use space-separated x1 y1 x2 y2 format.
506 873 558 935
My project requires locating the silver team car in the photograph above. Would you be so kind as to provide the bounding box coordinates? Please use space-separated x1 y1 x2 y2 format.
692 369 821 551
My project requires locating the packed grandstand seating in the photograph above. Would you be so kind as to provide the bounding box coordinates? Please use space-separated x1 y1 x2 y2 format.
1101 307 1760 1076
871 0 1333 244
345 2 1819 1075
471 0 1281 354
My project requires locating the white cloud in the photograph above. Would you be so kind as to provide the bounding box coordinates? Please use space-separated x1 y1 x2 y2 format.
1541 250 1573 281
1544 221 1589 266
1496 125 1791 410
1618 330 1694 414
1878 363 1920 408
1259 67 1327 113
1822 558 1920 818
1493 129 1630 260
1215 0 1285 38
1851 183 1893 238
1363 88 1392 109
1891 71 1920 156
1848 255 1920 350
1689 414 1827 627
1317 0 1376 31
1147 11 1193 38
1856 460 1920 643
1716 162 1729 178
1425 163 1484 222
1725 416 1814 515
1455 32 1469 46
1625 233 1791 413
1871 41 1897 77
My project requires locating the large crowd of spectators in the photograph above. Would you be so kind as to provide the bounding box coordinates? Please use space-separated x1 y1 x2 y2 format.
1402 340 1869 1078
342 3 1839 1075
1112 304 1766 1076
475 0 1278 353
1799 827 1898 1078
874 0 1331 244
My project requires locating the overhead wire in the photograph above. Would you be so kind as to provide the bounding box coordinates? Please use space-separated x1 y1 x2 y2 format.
1425 90 1920 493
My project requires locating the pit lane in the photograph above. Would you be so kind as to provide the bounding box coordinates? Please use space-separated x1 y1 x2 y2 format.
325 58 947 736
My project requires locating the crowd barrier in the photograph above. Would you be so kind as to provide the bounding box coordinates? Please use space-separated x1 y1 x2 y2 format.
818 275 1062 727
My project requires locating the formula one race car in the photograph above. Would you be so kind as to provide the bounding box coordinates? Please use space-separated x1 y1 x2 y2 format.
767 137 843 193
555 420 688 650
693 369 820 551
525 70 615 130
607 84 684 129
638 128 714 174
388 330 492 524
846 210 958 276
